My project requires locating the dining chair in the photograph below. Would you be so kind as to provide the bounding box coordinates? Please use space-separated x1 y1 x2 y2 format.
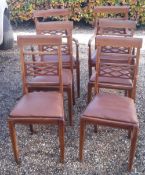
93 6 129 30
88 19 136 78
8 35 65 163
79 36 142 172
87 20 137 102
88 33 140 102
33 21 77 125
33 9 80 97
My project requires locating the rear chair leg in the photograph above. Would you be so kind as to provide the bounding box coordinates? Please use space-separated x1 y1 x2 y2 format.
68 87 73 126
79 118 86 161
8 120 20 164
76 63 80 98
29 124 34 134
128 127 138 172
59 120 65 163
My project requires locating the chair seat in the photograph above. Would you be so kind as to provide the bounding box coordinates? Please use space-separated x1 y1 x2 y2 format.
83 93 138 124
42 54 76 66
10 92 64 118
29 69 72 87
90 72 133 89
91 50 132 66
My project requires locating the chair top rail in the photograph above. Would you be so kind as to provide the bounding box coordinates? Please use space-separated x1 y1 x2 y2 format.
17 35 62 47
36 21 73 32
33 8 71 19
94 6 129 14
99 19 136 29
95 36 142 48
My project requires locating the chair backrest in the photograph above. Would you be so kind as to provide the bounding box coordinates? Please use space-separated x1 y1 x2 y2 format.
93 6 129 33
98 19 136 37
33 8 71 24
36 21 74 68
94 6 129 20
17 35 63 95
95 36 142 99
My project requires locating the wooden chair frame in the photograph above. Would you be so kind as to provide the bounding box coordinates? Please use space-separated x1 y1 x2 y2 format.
33 9 80 97
35 21 78 125
88 6 131 78
8 35 65 163
79 36 142 172
88 35 141 102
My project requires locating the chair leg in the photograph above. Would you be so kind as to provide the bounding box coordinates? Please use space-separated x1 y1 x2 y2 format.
88 64 92 78
128 127 138 172
88 83 92 103
29 124 34 134
67 87 73 126
94 125 98 133
128 129 132 139
8 120 19 164
79 118 86 161
59 120 65 163
72 80 75 105
76 63 80 98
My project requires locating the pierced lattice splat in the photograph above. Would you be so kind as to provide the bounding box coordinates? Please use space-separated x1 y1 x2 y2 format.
101 46 129 54
25 61 59 77
41 30 67 37
99 63 134 80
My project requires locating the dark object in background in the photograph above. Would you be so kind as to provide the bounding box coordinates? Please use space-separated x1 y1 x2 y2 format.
80 0 89 8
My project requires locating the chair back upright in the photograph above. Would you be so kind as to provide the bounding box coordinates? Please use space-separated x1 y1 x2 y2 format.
17 35 63 95
95 36 142 99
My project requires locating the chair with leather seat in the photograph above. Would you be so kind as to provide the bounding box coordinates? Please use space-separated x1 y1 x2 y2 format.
33 21 77 126
79 36 142 172
88 6 132 78
33 9 80 98
87 20 137 102
8 35 65 163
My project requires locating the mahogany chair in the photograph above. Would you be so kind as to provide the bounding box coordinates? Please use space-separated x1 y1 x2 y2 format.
88 34 141 102
88 6 131 78
88 20 137 102
33 9 80 97
88 18 136 77
8 35 65 163
79 36 142 172
33 21 76 125
93 6 129 30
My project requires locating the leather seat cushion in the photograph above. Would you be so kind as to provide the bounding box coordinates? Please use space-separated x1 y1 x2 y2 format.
91 50 131 65
90 72 132 88
83 93 138 124
29 69 72 86
42 54 76 65
10 92 64 118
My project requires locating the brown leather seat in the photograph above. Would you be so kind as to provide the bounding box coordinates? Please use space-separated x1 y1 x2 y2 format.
10 92 64 118
42 55 76 66
83 94 138 124
29 69 72 86
91 50 133 66
90 72 133 89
